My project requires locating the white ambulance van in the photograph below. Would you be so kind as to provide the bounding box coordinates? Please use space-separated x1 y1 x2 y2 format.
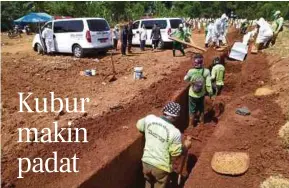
32 18 112 58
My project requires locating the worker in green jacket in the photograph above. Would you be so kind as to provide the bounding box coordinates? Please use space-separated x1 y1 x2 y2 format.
271 10 284 46
211 57 225 96
171 23 186 57
184 22 192 43
136 102 192 188
184 54 213 127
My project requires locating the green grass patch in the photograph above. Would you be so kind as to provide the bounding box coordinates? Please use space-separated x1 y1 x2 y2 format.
265 27 289 58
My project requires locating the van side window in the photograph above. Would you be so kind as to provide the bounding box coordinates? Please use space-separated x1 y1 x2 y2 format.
54 21 67 33
141 20 167 29
67 21 84 32
42 22 52 32
133 21 140 29
170 19 183 29
87 19 110 31
54 20 84 33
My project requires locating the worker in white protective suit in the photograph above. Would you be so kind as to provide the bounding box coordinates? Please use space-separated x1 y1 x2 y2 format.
255 18 273 50
212 14 228 47
42 24 55 54
205 20 214 48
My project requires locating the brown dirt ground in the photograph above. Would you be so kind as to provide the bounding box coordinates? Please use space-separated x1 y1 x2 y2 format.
184 30 289 188
1 32 200 187
1 27 289 188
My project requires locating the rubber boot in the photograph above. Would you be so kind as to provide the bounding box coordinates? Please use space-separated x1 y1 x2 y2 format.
173 50 176 57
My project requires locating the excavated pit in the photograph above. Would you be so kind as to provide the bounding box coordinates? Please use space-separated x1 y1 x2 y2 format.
2 35 232 188
78 47 231 188
79 85 220 188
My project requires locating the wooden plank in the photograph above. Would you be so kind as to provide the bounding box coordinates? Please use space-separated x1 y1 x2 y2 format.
169 36 207 52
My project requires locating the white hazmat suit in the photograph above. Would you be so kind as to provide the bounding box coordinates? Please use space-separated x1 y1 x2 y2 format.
213 14 228 46
205 22 214 45
256 18 273 44
42 27 55 53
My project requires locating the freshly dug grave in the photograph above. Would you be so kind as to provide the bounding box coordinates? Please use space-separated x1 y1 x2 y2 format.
184 50 289 187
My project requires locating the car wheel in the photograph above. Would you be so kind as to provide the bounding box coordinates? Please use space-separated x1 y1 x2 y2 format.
73 45 84 58
158 40 164 49
36 43 43 54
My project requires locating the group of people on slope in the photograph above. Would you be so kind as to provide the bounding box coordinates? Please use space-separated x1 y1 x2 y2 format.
112 22 162 55
136 53 226 188
205 13 229 48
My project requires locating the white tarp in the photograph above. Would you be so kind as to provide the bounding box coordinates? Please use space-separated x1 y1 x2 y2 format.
229 42 248 61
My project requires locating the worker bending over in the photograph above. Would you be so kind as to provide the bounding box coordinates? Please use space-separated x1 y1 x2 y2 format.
184 54 213 127
136 102 192 188
255 18 273 51
211 57 225 96
271 10 284 46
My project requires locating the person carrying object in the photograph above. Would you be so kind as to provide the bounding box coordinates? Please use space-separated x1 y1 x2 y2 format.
255 18 273 51
184 54 213 127
136 102 192 188
171 24 186 57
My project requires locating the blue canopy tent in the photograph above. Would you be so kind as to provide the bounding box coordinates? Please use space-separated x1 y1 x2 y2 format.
14 12 52 24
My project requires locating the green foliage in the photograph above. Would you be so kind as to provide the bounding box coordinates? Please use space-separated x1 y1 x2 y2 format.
1 1 288 30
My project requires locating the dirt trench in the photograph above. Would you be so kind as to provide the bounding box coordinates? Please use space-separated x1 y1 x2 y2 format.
77 31 289 188
2 43 227 188
1 52 194 188
4 30 281 188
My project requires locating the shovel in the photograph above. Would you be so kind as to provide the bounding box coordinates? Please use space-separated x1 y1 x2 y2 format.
107 50 117 82
177 136 201 186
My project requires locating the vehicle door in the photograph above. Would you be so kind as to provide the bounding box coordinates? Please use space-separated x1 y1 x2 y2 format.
53 21 68 52
132 20 140 45
141 20 154 45
157 20 168 42
86 19 111 48
54 20 84 53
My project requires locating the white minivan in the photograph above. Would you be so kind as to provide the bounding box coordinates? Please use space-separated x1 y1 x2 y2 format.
131 18 184 48
32 18 113 57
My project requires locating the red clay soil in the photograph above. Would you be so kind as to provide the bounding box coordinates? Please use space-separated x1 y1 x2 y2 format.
2 30 288 188
184 37 289 187
1 49 193 187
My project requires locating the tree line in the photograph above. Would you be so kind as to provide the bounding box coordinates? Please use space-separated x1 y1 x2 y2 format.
1 1 288 29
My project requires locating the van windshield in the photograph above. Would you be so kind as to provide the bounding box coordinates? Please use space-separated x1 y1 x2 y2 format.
170 19 183 29
87 19 110 31
141 20 167 29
